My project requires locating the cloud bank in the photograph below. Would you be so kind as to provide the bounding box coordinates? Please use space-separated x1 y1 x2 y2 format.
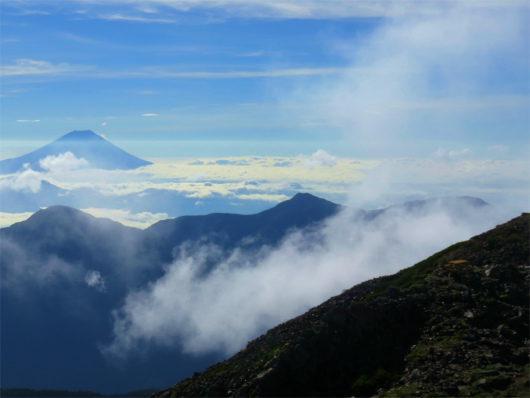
102 199 501 358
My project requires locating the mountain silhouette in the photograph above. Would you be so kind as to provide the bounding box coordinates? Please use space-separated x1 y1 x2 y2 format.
0 130 152 173
0 193 339 393
143 192 340 263
0 194 497 394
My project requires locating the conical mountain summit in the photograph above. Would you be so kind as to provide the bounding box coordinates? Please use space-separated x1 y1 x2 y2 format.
0 130 151 173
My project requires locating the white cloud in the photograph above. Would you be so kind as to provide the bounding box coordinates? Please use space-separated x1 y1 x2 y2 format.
17 119 40 123
238 52 264 57
287 5 527 158
141 113 159 117
11 10 51 15
84 270 106 292
137 6 159 14
0 167 43 193
434 148 471 161
18 1 526 20
140 67 346 79
102 200 503 358
303 149 338 168
1 60 346 80
97 13 176 23
39 152 89 173
1 59 92 77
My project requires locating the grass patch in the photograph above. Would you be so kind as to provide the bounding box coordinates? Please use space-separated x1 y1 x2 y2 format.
351 367 401 397
405 333 464 366
251 343 289 371
379 383 420 397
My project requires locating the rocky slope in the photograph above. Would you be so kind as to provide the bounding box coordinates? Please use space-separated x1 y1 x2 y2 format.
154 213 529 397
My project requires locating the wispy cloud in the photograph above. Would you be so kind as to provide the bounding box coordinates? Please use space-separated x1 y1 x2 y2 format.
136 6 159 14
1 60 349 80
16 119 40 123
1 38 20 44
287 4 528 159
97 13 176 23
57 32 103 45
133 90 159 95
7 0 525 20
1 59 92 77
10 10 50 16
141 113 159 117
128 67 347 79
237 51 264 57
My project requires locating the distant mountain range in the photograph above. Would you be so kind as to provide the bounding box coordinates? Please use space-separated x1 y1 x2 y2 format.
0 130 152 173
0 193 494 394
0 130 282 217
0 193 340 393
155 213 530 398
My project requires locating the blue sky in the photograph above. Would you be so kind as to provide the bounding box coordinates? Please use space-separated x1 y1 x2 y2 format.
2 0 528 159
1 1 375 158
0 1 529 225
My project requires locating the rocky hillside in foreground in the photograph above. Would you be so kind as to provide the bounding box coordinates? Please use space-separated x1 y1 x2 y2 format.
154 213 529 397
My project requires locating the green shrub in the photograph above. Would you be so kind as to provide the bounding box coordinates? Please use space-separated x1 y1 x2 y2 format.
351 367 400 396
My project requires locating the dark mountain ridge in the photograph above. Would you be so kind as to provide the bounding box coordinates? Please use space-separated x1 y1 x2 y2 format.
0 193 339 393
0 130 152 173
155 213 529 397
143 193 340 262
1 193 340 278
0 193 498 394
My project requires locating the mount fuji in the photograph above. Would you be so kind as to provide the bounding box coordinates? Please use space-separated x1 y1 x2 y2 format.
0 130 152 173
